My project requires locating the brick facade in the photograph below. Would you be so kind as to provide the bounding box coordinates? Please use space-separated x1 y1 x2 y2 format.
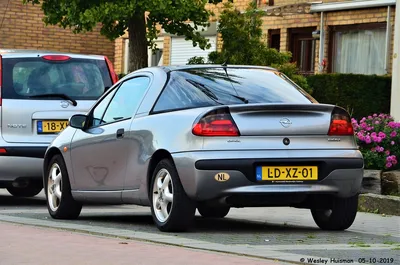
258 0 395 74
114 32 128 75
162 37 171 66
0 0 115 63
114 0 396 75
319 7 394 74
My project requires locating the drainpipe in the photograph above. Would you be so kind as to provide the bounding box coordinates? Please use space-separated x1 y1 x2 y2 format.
385 6 392 73
391 1 400 121
318 12 325 73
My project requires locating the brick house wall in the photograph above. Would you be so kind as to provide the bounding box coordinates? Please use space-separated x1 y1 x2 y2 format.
115 0 395 75
319 7 394 74
0 0 115 63
114 32 128 75
258 0 395 74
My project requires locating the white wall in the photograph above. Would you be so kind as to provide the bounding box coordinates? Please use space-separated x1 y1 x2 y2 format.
170 36 217 65
391 1 400 121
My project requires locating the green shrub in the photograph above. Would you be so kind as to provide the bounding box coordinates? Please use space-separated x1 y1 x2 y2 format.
307 74 391 119
187 56 206 65
272 62 310 93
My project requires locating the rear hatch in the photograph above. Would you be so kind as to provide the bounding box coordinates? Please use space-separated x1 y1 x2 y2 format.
0 53 115 144
169 67 357 151
228 103 334 136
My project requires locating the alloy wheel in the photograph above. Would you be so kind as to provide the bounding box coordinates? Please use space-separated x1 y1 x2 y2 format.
47 163 62 212
152 168 174 222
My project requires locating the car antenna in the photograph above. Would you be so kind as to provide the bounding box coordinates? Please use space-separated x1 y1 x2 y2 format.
220 59 243 100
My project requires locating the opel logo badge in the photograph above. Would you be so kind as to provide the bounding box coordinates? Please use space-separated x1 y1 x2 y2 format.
283 137 290 145
279 118 292 128
60 101 69 108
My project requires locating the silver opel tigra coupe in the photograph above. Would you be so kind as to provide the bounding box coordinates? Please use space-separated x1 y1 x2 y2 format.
43 65 364 232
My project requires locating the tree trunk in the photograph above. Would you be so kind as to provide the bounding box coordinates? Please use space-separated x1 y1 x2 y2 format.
128 13 148 72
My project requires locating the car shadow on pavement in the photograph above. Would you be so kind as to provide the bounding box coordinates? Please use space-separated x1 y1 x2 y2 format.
194 217 319 233
77 213 155 226
74 214 393 247
76 213 318 233
0 194 46 207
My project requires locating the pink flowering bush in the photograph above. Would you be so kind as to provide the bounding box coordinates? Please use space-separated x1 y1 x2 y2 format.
352 114 400 170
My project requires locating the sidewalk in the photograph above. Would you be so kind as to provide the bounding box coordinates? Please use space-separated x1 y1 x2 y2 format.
0 222 285 265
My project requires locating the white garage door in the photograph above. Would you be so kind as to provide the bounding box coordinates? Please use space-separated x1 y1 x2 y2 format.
170 36 217 65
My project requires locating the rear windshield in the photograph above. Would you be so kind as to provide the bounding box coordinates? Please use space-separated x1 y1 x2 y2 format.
152 67 316 113
2 57 112 100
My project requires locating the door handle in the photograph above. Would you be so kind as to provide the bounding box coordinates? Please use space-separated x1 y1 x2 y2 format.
116 128 125 139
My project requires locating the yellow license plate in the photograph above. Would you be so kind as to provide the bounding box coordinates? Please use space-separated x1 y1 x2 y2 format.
256 166 318 181
37 120 69 134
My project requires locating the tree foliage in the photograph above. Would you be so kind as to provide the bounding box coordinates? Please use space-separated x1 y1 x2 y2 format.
23 0 228 71
188 2 308 89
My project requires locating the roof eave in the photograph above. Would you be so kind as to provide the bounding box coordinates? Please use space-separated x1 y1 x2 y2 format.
310 0 396 13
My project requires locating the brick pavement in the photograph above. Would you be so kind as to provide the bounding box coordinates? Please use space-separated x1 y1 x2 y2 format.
0 191 399 265
0 222 287 265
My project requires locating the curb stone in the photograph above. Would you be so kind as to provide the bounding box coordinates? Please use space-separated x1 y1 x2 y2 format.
358 193 400 216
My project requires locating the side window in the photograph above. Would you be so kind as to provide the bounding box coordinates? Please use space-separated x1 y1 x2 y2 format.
89 88 118 127
101 77 150 123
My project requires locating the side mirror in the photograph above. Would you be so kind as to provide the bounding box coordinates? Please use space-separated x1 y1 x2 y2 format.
69 114 87 130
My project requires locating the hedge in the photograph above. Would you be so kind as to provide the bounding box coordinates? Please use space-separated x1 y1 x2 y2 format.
306 74 392 119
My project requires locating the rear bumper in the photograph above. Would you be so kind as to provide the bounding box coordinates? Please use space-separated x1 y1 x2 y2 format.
0 147 47 158
0 147 46 181
172 150 364 206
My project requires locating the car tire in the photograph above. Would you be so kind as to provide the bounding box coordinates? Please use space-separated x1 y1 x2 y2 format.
150 158 196 232
7 181 43 197
311 195 358 231
197 205 230 218
44 154 82 219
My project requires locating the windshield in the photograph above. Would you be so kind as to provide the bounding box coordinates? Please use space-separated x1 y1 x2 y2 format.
2 57 112 100
152 67 316 113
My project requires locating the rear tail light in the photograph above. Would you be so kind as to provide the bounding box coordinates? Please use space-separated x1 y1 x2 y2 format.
42 55 71 61
192 108 240 136
328 107 354 135
0 55 2 106
105 56 119 84
0 148 6 154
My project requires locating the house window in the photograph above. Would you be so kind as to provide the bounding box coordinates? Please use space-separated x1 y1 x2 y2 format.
330 23 386 75
288 27 316 75
268 29 280 51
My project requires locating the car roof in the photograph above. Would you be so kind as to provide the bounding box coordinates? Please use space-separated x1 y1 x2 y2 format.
160 64 278 72
0 49 105 60
122 64 279 81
